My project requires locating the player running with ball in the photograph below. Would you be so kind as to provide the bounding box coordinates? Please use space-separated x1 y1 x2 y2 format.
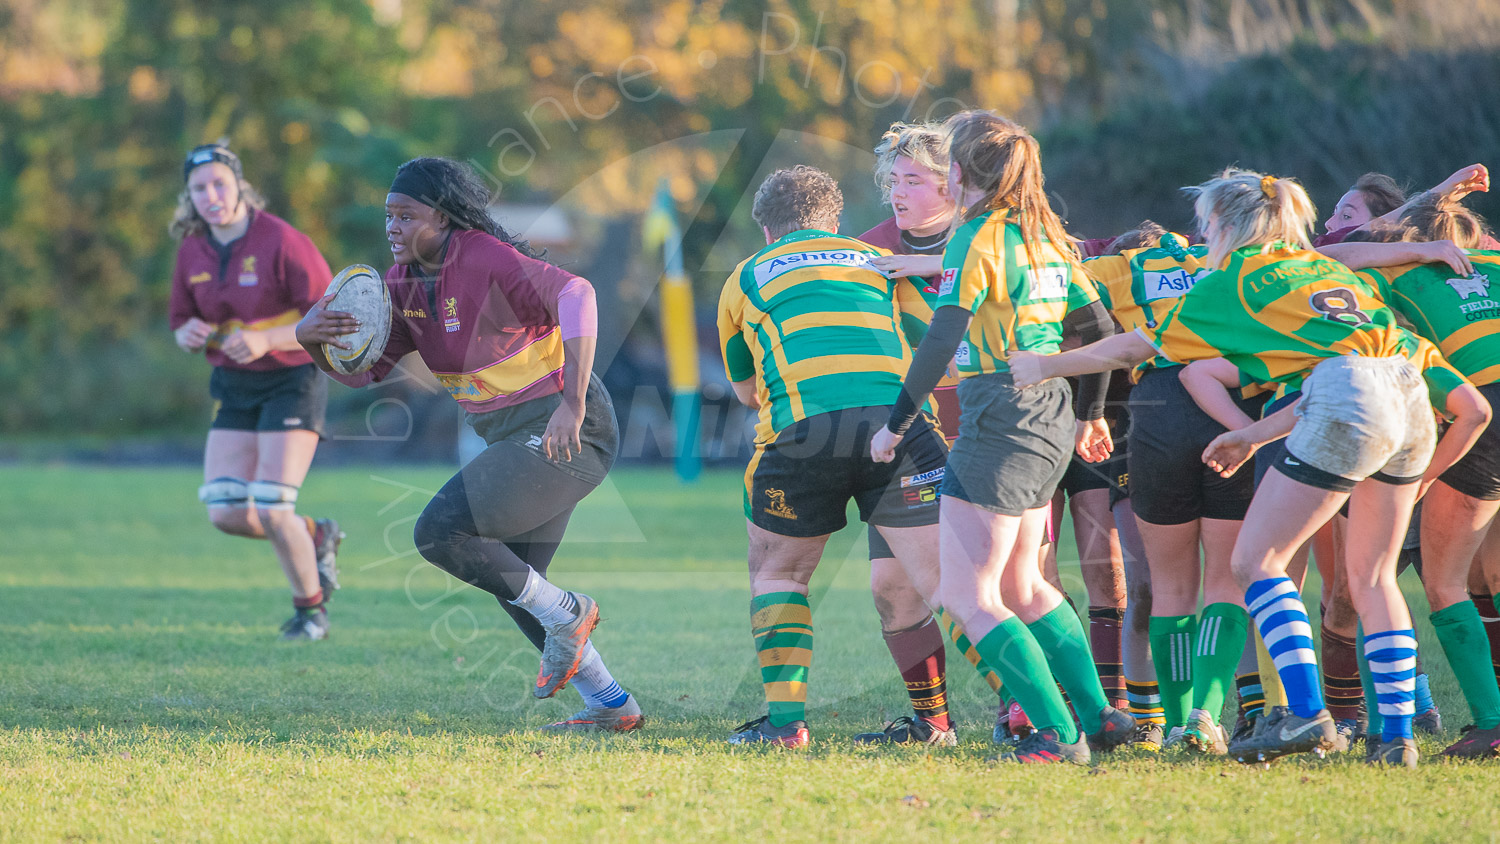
296 157 640 732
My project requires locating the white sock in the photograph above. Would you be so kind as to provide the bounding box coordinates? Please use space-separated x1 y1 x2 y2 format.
570 642 630 709
509 568 577 628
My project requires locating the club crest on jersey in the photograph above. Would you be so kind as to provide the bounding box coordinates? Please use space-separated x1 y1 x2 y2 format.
753 249 878 288
238 255 258 286
443 297 460 333
1448 273 1491 300
938 268 958 296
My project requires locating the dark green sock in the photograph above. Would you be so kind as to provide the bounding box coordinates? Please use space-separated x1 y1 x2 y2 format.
974 618 1079 744
1190 603 1250 721
1357 620 1383 737
1149 614 1197 729
1027 603 1109 733
1432 602 1500 730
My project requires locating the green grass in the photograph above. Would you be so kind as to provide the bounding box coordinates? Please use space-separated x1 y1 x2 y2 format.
1 464 1497 842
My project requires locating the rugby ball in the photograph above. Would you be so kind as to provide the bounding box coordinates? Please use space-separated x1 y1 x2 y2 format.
322 264 391 376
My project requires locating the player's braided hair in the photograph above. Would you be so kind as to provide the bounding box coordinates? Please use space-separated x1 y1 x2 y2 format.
391 157 540 259
945 110 1081 274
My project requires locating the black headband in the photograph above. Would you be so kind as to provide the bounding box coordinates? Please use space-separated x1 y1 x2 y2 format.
389 166 444 209
183 145 242 182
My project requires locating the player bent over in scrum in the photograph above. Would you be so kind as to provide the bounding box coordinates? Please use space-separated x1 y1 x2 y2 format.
1354 205 1500 758
718 167 950 747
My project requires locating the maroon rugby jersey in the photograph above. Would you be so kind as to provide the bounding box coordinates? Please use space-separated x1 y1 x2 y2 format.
169 210 331 371
340 229 580 413
857 216 961 443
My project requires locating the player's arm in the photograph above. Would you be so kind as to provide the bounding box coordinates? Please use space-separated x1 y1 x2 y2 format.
873 305 971 462
168 261 215 353
1009 330 1155 388
541 276 599 462
295 293 361 373
717 277 760 409
1062 298 1117 462
730 378 761 409
1368 163 1489 230
1318 239 1473 276
1179 358 1259 432
1201 399 1300 479
1421 382 1491 498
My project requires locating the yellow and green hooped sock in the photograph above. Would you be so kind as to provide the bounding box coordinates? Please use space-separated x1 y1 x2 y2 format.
937 606 1004 694
751 591 813 727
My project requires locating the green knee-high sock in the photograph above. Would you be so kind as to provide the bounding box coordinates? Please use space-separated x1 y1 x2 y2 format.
1027 604 1110 733
1149 614 1198 729
1432 602 1500 730
974 618 1079 744
936 606 1006 697
1357 620 1383 736
751 592 813 727
1190 603 1250 721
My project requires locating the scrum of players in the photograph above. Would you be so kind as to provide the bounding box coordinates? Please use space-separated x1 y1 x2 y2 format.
713 111 1500 768
173 109 1500 766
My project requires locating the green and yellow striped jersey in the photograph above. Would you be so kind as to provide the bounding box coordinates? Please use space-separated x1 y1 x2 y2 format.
1143 244 1414 393
1357 251 1500 386
718 230 912 444
936 209 1100 376
1084 232 1212 377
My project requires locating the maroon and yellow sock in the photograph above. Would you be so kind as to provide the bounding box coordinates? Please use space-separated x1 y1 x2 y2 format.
883 618 951 731
1321 623 1363 722
1089 605 1126 709
752 592 813 727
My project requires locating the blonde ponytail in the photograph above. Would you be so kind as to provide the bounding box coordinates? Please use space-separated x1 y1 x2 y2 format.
1186 168 1315 268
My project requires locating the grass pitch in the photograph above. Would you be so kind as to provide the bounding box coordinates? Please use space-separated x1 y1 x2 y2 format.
2 464 1498 842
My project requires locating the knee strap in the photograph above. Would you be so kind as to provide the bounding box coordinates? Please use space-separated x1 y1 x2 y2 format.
248 480 300 510
198 476 250 508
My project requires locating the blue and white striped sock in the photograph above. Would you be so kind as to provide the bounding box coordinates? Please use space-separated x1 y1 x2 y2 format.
570 642 630 710
1365 628 1418 742
1414 672 1435 715
1246 578 1324 718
